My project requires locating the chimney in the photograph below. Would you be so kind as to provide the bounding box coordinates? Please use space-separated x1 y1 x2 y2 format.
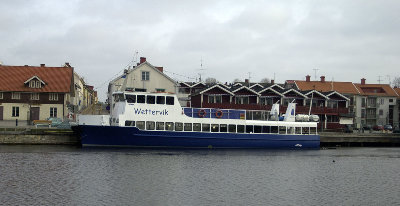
306 75 311 82
140 57 146 64
320 76 325 83
40 64 45 67
24 65 29 67
245 79 249 84
155 66 163 73
361 78 366 85
65 62 71 67
271 79 275 84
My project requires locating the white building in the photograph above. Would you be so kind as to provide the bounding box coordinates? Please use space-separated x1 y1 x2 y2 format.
108 57 178 105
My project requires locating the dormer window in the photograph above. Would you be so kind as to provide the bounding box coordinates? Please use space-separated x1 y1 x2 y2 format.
24 76 45 89
29 80 42 88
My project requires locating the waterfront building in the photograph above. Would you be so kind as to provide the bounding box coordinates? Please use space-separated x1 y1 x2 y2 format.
188 79 350 130
293 75 399 129
0 63 95 122
108 57 178 106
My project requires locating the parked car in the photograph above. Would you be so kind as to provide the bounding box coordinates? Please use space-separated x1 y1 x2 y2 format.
373 125 384 131
47 117 63 127
344 125 353 133
384 125 393 131
363 125 372 130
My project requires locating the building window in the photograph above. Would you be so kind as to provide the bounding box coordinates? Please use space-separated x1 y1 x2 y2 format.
30 93 39 100
12 107 19 117
50 107 57 117
141 71 150 81
235 96 249 104
0 92 3 99
379 109 383 116
380 99 384 105
361 98 366 107
208 95 222 104
389 99 394 103
11 92 20 100
29 80 42 88
49 93 58 101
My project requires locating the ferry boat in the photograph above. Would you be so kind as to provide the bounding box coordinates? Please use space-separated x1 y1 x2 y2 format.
74 91 320 149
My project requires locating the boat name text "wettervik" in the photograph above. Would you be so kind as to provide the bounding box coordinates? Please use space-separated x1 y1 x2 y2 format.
134 108 169 116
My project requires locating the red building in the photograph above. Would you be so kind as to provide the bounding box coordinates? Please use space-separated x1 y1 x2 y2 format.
188 82 350 130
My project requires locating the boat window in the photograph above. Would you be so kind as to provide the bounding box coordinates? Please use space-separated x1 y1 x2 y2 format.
146 121 155 130
246 111 252 120
156 122 165 130
147 95 155 104
114 94 125 102
157 96 165 104
237 125 245 133
136 121 145 130
193 123 201 131
166 96 174 105
202 124 210 132
175 122 183 131
184 123 192 131
262 126 271 133
296 127 302 134
211 124 219 132
228 124 236 133
279 126 286 134
166 122 174 131
220 124 227 132
125 121 135 126
246 125 254 133
310 127 317 134
287 127 295 134
271 126 278 133
126 95 136 103
137 95 146 103
254 125 262 133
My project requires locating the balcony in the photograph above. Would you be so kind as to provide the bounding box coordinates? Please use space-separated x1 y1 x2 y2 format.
200 103 349 115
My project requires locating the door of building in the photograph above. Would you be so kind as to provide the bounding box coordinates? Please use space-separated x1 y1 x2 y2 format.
30 107 40 121
0 106 3 120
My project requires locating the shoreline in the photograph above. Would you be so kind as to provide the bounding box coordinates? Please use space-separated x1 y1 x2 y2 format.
1 128 399 147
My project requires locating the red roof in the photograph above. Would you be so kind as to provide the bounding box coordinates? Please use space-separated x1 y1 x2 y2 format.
0 65 73 93
295 80 359 94
354 84 398 97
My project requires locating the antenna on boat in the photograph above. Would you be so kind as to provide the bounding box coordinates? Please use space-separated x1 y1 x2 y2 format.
198 57 206 82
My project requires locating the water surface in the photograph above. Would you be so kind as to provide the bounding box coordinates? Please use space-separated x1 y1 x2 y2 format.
1 146 399 205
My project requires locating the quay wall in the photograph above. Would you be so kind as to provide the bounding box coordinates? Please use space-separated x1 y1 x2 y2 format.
0 128 79 145
1 128 400 147
320 132 400 147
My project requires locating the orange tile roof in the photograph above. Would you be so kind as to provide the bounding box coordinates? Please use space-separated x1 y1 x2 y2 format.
0 65 73 93
394 88 400 98
295 81 359 94
354 84 399 97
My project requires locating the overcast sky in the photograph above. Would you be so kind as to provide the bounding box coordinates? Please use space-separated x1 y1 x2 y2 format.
1 0 400 101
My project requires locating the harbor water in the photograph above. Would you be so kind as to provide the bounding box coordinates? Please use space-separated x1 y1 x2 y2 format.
1 146 399 205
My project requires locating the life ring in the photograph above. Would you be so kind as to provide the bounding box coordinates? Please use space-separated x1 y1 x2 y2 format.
215 110 223 118
198 109 206 118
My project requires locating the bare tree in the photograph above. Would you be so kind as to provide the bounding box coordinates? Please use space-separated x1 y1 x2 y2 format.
260 78 270 83
393 76 400 88
205 77 217 85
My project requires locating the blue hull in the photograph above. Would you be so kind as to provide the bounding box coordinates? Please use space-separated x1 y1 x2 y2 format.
74 125 320 149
